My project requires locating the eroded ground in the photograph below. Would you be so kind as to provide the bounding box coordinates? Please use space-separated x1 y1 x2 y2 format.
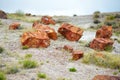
0 15 120 80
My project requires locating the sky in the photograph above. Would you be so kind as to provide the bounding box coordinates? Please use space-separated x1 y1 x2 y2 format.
0 0 120 16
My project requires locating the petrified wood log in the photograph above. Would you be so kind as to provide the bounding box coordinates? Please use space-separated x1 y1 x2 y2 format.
9 22 20 30
21 31 50 48
33 24 57 40
96 26 112 39
90 38 113 50
41 16 56 25
58 23 83 41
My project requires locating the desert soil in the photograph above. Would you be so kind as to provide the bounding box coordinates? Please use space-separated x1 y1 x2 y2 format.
0 15 120 80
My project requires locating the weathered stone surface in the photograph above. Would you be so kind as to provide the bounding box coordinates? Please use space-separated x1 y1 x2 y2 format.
0 10 7 19
9 22 20 30
41 16 56 25
72 50 84 60
21 31 50 48
33 24 57 40
63 45 73 52
90 38 113 50
92 75 120 80
96 26 112 39
58 23 83 41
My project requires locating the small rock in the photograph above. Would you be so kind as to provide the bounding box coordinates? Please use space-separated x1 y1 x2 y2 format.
63 45 73 52
72 50 84 60
9 22 20 30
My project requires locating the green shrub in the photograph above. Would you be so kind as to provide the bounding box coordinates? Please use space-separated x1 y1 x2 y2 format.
93 11 100 19
37 72 46 79
15 10 24 17
22 45 29 50
25 54 32 59
22 60 37 69
104 45 113 52
113 71 119 75
106 15 115 21
93 19 101 24
6 66 19 74
82 52 120 69
0 72 6 80
115 14 120 18
0 47 4 53
0 20 2 25
69 67 77 72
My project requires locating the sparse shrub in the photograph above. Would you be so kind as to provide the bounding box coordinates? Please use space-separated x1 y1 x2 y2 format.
15 10 24 17
22 60 37 69
0 47 4 53
104 45 113 52
82 52 120 69
93 19 101 24
0 20 2 25
73 14 77 17
25 54 32 59
6 66 19 74
22 45 29 50
113 71 119 75
57 77 72 80
69 67 77 72
106 15 115 21
93 11 101 19
37 72 46 79
115 14 120 18
0 72 6 80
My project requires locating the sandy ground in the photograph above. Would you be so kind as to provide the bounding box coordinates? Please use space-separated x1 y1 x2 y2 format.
0 16 120 80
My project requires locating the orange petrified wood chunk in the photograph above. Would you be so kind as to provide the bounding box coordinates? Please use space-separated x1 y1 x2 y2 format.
33 24 57 40
63 45 73 52
9 22 20 30
58 23 83 41
92 75 120 80
41 16 56 25
21 31 50 48
90 38 113 50
72 50 84 60
96 26 112 39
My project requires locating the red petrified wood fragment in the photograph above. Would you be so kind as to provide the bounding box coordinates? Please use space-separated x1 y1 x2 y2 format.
63 45 73 52
72 50 84 60
58 23 83 41
33 24 57 40
92 75 120 80
21 31 50 48
9 22 20 30
90 38 113 50
41 16 56 25
96 26 112 39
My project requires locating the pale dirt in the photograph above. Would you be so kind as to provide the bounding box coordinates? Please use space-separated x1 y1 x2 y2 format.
0 16 120 80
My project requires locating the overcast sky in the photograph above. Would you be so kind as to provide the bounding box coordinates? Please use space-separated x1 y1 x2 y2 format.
0 0 120 16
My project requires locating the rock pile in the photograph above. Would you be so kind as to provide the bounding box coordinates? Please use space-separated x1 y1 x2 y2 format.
90 26 114 50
